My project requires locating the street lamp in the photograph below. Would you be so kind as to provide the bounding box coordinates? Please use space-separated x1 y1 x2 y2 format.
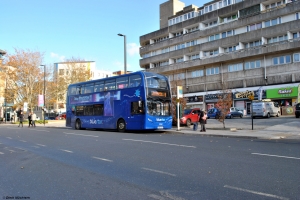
117 33 127 74
40 65 46 126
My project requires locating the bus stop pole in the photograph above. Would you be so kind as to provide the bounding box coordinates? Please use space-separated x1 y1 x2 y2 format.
177 101 180 131
251 100 253 130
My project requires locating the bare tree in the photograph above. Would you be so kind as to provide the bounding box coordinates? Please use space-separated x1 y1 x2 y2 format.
3 48 45 111
214 77 233 129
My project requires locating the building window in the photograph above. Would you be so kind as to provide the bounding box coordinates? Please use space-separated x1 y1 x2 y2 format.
247 23 262 32
59 69 64 75
187 26 199 33
293 32 300 39
204 49 219 57
222 30 234 38
265 17 281 27
206 67 219 75
191 70 204 77
186 40 197 47
190 54 200 60
228 63 243 72
176 43 185 50
175 57 184 63
267 34 288 44
205 20 218 27
222 14 237 23
225 45 238 53
245 60 261 70
209 34 220 41
296 13 299 20
273 55 292 65
245 40 262 48
293 53 300 62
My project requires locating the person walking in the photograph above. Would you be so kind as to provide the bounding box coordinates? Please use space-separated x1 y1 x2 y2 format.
31 112 36 127
18 112 24 127
28 112 32 127
200 110 207 132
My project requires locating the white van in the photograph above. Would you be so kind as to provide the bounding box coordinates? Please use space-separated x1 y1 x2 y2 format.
252 101 280 118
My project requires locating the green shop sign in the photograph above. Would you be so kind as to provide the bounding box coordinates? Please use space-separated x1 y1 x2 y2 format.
267 87 298 98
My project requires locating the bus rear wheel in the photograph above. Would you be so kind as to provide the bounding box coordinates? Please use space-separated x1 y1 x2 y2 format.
117 119 126 132
75 119 82 130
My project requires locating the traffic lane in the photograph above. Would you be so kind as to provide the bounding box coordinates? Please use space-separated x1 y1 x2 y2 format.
1 127 300 199
0 145 160 200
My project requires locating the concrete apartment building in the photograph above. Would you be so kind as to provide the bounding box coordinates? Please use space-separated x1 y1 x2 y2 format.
140 0 300 115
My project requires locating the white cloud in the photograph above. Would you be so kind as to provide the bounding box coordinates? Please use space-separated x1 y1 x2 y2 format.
127 43 140 56
50 52 65 62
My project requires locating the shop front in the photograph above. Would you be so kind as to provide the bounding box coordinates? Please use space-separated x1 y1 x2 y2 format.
233 89 266 115
266 86 298 115
184 95 204 109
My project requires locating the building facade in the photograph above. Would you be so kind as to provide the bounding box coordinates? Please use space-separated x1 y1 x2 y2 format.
139 0 300 114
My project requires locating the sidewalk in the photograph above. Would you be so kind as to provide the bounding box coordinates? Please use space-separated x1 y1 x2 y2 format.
167 121 300 140
45 119 299 140
4 119 299 140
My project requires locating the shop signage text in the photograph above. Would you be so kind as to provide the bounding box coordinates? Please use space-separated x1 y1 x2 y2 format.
267 87 297 98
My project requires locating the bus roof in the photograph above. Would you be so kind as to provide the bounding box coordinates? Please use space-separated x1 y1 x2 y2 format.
67 71 167 87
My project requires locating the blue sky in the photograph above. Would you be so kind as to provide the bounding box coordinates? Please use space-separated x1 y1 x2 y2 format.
1 0 203 72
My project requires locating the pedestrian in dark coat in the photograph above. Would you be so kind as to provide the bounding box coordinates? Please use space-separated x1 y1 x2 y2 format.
200 110 207 132
18 112 24 127
28 113 32 127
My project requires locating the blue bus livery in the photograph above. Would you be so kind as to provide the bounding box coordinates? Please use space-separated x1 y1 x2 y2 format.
66 71 172 131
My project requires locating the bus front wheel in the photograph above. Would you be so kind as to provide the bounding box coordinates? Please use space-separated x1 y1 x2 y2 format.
117 119 126 132
75 119 82 130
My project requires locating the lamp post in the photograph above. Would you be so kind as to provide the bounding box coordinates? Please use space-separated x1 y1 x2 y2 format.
40 65 46 126
117 33 127 74
4 67 7 124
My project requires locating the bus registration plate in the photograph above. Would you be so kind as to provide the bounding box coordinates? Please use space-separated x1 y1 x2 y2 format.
158 126 163 129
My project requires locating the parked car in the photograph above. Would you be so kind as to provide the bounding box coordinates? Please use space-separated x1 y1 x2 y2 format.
295 103 300 118
45 116 55 120
207 108 221 119
180 108 201 126
227 110 243 118
230 107 243 114
55 115 66 120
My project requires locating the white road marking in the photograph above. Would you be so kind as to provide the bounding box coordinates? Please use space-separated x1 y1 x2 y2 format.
142 168 176 177
148 194 165 200
123 139 196 148
32 146 40 149
252 153 300 160
64 132 99 138
4 147 15 152
92 156 113 162
32 129 49 132
15 147 27 151
0 152 4 155
6 137 12 139
60 149 73 153
36 144 46 147
20 140 27 142
224 185 289 200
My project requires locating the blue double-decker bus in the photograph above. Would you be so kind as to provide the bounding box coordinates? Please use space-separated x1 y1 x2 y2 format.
66 71 172 131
